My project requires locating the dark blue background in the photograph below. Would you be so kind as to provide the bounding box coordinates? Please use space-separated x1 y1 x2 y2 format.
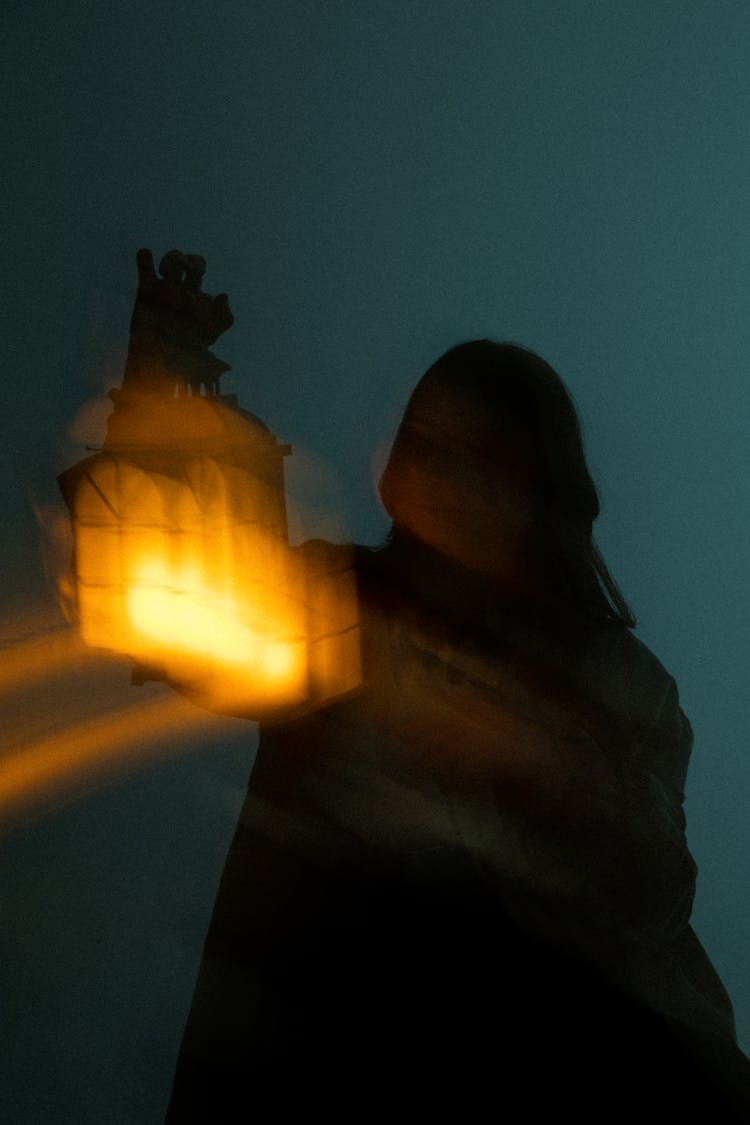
2 3 749 1120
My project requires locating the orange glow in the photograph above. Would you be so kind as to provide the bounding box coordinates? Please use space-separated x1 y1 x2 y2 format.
0 617 258 830
0 685 239 827
127 559 270 665
124 555 307 691
1 695 179 806
61 434 361 715
0 627 95 697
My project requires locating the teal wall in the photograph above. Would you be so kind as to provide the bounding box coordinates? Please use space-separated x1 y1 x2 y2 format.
3 3 749 1119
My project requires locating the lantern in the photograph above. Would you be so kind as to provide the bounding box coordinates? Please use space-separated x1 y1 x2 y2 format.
57 249 360 715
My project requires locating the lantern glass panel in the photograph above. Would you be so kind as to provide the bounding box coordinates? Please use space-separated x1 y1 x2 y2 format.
61 395 361 715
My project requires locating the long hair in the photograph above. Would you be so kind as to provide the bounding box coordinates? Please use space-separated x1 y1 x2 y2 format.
379 340 635 629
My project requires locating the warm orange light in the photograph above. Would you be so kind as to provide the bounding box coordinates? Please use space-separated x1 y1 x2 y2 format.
127 558 271 665
62 445 361 716
124 554 308 696
0 630 249 827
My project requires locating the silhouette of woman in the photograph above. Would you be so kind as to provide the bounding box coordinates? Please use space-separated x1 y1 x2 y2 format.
166 341 750 1120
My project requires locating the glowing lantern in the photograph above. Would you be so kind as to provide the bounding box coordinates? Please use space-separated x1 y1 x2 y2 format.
58 249 360 715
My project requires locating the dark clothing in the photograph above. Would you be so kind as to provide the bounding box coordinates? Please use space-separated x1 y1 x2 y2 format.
167 542 750 1120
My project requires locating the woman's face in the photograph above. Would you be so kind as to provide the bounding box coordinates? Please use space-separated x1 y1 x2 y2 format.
385 383 545 591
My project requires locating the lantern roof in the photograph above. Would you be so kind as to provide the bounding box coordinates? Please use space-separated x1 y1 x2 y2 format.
59 247 292 512
102 387 286 458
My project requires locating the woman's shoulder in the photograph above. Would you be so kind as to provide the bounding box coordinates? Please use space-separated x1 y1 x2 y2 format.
589 621 686 724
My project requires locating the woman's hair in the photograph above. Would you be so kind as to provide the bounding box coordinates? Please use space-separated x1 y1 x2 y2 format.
379 339 636 628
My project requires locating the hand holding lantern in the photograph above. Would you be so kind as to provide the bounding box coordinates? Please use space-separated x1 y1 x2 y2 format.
58 251 360 719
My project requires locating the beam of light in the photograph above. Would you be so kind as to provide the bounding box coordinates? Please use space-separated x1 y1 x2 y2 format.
5 400 362 827
0 626 98 697
0 687 234 829
0 621 248 831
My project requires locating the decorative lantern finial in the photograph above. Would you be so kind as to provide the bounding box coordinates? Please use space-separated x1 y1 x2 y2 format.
116 246 234 402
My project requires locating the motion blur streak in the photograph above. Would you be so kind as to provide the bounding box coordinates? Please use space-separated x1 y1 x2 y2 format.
0 622 242 829
0 691 219 824
0 627 97 697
